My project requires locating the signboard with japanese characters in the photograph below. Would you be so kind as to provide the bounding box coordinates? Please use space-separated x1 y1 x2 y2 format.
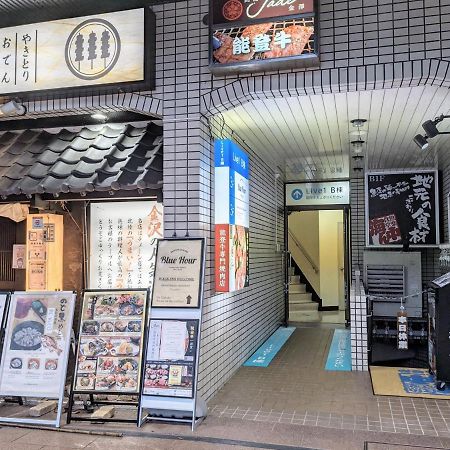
0 292 75 398
89 201 163 291
286 181 350 207
215 139 250 293
397 310 408 350
0 8 155 96
210 0 318 74
366 170 439 247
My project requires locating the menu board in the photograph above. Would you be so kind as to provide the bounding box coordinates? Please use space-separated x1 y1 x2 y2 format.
152 239 204 308
74 290 148 393
143 319 198 398
0 292 75 398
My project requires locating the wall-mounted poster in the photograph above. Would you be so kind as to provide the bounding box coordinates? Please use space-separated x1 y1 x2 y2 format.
366 170 439 247
0 292 75 398
151 239 205 308
12 244 26 269
73 290 148 393
143 319 199 398
89 201 163 290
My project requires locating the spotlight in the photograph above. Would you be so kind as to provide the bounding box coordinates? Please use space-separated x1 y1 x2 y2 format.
0 100 26 116
91 113 107 120
413 134 429 150
422 119 440 138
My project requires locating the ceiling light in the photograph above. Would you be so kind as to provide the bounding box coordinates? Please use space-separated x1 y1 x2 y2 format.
350 118 367 128
0 100 26 116
413 134 429 150
351 139 365 153
91 113 107 120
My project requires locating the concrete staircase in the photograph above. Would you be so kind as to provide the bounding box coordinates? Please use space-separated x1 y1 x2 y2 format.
288 269 321 322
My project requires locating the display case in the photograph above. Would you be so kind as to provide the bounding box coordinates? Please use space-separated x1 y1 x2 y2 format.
428 272 450 390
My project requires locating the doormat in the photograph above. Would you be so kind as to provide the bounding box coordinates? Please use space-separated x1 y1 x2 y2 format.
325 329 351 371
370 366 450 399
243 327 296 367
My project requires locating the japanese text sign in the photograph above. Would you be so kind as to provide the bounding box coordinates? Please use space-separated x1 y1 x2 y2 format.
366 170 439 247
397 310 408 350
286 181 350 207
215 140 250 293
0 8 153 96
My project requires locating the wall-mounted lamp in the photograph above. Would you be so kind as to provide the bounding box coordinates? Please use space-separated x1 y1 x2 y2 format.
413 134 429 150
0 100 26 116
414 114 450 149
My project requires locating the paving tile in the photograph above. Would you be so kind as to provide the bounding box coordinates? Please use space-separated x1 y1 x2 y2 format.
14 430 95 449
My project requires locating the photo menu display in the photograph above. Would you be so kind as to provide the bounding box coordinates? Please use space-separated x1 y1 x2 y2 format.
143 319 199 398
74 290 148 393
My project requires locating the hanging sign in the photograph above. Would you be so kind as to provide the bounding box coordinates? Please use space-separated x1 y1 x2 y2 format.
214 139 250 293
366 170 439 247
397 310 408 350
151 239 204 308
73 290 148 394
286 181 350 207
0 292 75 398
143 319 199 398
0 7 155 97
89 201 163 290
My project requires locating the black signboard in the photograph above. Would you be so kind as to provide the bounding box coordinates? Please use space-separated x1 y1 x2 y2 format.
212 0 314 25
366 170 439 247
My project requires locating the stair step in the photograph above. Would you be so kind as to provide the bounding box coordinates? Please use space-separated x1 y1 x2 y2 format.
289 283 306 293
289 292 312 302
289 275 301 284
289 310 321 322
288 267 295 276
289 301 319 312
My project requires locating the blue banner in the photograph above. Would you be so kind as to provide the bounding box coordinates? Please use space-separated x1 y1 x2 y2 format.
214 139 249 179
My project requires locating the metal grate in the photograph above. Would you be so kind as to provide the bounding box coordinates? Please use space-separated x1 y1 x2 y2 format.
366 265 405 299
0 218 15 283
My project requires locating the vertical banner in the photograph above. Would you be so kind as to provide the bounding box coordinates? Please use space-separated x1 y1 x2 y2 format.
89 201 163 290
397 310 408 350
214 139 250 293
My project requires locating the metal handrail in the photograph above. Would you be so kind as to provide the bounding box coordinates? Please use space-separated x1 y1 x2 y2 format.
288 230 319 274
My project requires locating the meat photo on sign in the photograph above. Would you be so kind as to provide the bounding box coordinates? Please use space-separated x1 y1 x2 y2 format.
212 18 314 65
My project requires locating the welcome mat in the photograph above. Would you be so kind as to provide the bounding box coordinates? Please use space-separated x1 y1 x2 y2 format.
325 329 351 371
370 366 450 399
244 327 296 367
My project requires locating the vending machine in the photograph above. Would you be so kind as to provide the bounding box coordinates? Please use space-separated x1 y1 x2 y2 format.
428 272 450 390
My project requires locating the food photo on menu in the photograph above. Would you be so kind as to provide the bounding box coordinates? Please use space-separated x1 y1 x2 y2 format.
143 319 198 398
74 291 147 393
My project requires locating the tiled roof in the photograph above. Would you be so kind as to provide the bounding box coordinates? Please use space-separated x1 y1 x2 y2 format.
0 123 163 198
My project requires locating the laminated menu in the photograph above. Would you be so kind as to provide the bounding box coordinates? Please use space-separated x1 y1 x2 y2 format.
74 290 147 393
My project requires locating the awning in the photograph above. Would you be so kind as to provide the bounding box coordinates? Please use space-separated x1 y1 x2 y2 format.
0 122 163 198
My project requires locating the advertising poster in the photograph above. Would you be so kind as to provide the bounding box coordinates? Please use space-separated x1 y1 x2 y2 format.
74 290 148 393
12 244 26 269
214 139 250 293
0 292 75 398
366 171 439 247
151 239 204 308
143 319 198 398
89 201 163 290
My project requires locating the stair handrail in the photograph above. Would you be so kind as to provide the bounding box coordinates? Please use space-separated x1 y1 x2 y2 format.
288 230 319 274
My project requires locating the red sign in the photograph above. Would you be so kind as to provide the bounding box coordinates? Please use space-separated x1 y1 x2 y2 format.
215 224 230 292
212 0 315 25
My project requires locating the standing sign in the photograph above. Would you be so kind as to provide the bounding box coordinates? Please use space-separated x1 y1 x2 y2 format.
139 238 206 431
214 139 250 293
89 201 163 290
0 8 155 96
366 170 439 247
73 290 148 394
0 291 75 427
286 181 350 207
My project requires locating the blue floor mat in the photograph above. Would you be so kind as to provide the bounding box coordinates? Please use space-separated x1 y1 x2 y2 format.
244 327 296 367
325 329 352 371
399 368 450 395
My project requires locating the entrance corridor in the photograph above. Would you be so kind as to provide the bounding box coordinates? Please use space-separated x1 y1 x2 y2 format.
209 326 450 446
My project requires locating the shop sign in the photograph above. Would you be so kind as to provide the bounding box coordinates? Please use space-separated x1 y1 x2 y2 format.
73 290 148 394
397 310 408 350
366 170 439 247
286 181 350 207
0 292 75 398
212 0 314 25
89 201 163 291
0 8 154 96
285 156 349 181
214 139 250 293
151 239 204 309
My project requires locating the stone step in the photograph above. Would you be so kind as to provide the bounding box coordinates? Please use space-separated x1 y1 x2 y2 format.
289 292 312 302
289 275 301 284
288 267 295 276
289 283 306 293
289 301 319 312
289 310 321 322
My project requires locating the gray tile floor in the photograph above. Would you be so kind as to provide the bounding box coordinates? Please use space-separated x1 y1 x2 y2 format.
208 327 450 439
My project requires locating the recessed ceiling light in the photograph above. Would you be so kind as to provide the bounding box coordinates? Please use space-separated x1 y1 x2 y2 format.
91 113 107 120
